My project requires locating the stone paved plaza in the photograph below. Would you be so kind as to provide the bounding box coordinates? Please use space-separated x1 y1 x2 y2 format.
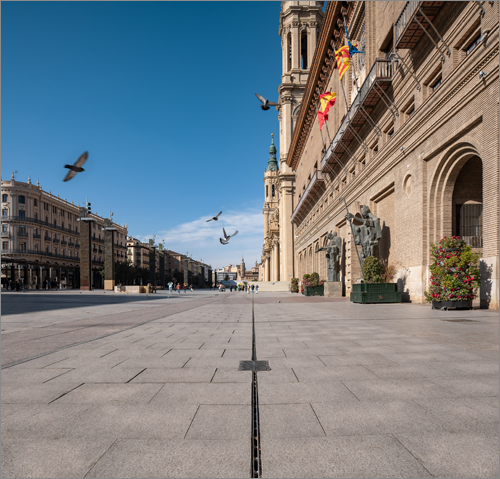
1 290 499 478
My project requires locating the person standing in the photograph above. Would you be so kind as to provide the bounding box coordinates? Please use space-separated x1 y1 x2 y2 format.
251 284 255 293
255 284 259 294
168 281 173 294
190 284 193 292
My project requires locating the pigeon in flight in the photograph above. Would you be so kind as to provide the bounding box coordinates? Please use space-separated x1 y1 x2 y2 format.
206 211 222 222
63 152 88 182
220 227 238 245
255 93 278 111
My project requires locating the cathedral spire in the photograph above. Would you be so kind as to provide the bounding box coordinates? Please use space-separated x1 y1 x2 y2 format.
266 133 278 171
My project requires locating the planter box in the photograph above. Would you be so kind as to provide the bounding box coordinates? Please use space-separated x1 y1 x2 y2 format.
432 300 473 310
303 285 324 296
350 283 401 303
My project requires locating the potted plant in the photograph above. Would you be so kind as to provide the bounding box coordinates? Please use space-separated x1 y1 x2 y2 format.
290 277 299 293
424 236 481 310
350 256 402 303
302 272 324 296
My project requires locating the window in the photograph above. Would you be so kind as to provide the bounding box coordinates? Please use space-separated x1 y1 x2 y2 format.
46 246 49 253
19 210 25 219
18 196 25 204
19 226 26 234
45 216 49 223
60 210 64 217
2 242 8 250
2 225 8 232
2 194 8 202
349 166 356 181
62 223 64 229
466 33 482 55
266 185 268 198
34 213 38 220
431 76 442 91
34 199 38 207
54 219 57 226
20 243 26 252
44 202 49 211
54 248 58 255
2 210 8 217
301 31 308 69
62 249 65 256
359 156 366 170
53 206 57 213
272 185 275 197
34 245 38 252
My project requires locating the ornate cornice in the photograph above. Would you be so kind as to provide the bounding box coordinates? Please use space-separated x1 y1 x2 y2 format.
286 2 356 171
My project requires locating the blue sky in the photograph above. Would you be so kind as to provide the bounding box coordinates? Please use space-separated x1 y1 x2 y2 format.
2 1 283 269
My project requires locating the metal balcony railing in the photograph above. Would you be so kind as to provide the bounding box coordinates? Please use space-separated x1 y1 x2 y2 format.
2 249 79 260
68 241 75 247
61 240 67 245
53 238 60 243
44 236 52 242
394 1 421 46
75 243 80 248
1 231 10 237
17 231 29 238
33 233 41 239
1 216 79 236
321 59 394 171
291 171 325 223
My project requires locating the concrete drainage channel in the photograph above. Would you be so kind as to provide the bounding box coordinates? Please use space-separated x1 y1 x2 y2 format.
238 296 269 478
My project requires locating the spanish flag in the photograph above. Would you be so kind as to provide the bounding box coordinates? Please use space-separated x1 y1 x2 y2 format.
335 45 351 81
317 92 337 129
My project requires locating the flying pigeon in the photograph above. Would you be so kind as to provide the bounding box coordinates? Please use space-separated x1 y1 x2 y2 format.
219 227 238 245
255 93 278 111
63 152 88 182
206 211 222 222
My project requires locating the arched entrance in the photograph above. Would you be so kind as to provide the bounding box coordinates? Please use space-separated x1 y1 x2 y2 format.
452 156 483 248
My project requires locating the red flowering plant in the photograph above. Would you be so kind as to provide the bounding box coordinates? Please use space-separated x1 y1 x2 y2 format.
290 277 300 292
302 273 324 288
424 236 481 303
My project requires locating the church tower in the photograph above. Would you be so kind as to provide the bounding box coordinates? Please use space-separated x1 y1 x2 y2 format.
278 1 324 281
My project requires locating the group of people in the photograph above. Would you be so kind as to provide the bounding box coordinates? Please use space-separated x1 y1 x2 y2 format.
5 279 24 291
167 282 194 294
218 283 258 293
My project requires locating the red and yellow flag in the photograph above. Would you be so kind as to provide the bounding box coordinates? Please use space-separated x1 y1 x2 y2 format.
316 92 337 130
335 45 351 81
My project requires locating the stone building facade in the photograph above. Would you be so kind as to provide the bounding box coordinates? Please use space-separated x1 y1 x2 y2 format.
284 1 498 308
1 174 128 289
261 1 325 283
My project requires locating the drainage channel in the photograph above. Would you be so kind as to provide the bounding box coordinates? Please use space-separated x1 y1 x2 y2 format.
250 295 262 478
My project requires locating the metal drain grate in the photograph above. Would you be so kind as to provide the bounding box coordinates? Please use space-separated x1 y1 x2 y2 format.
239 360 271 371
442 319 479 322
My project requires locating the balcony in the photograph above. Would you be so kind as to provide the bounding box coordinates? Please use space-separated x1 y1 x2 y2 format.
321 60 394 172
1 249 80 261
1 231 10 238
17 231 29 238
44 236 52 242
33 233 41 239
53 238 60 243
394 1 443 50
2 216 79 236
61 240 67 245
291 171 326 224
75 243 80 248
68 241 75 247
92 247 98 252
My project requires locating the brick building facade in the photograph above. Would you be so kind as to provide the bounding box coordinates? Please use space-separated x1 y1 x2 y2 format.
268 1 498 308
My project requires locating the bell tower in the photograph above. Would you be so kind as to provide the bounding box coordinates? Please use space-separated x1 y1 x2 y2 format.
277 2 324 281
278 1 325 162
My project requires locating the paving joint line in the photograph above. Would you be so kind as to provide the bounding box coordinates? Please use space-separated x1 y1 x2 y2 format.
1 298 219 370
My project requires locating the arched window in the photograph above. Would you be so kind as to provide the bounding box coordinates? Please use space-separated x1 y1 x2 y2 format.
272 185 275 197
287 32 292 71
300 30 308 69
2 194 8 203
18 196 25 204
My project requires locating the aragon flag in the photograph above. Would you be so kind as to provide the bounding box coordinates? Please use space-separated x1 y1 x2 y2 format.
335 45 351 81
316 92 337 130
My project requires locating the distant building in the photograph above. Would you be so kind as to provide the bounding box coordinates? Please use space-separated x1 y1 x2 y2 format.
1 173 127 288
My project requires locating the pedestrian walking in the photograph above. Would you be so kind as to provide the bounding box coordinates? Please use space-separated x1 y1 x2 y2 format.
255 285 259 294
190 284 193 292
168 281 173 294
176 283 181 294
251 284 255 293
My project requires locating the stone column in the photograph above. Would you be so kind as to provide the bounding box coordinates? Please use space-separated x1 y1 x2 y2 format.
274 242 280 281
79 207 92 290
103 221 115 291
291 22 300 70
266 256 270 282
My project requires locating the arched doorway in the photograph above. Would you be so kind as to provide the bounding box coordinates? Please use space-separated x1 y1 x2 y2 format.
452 156 483 248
